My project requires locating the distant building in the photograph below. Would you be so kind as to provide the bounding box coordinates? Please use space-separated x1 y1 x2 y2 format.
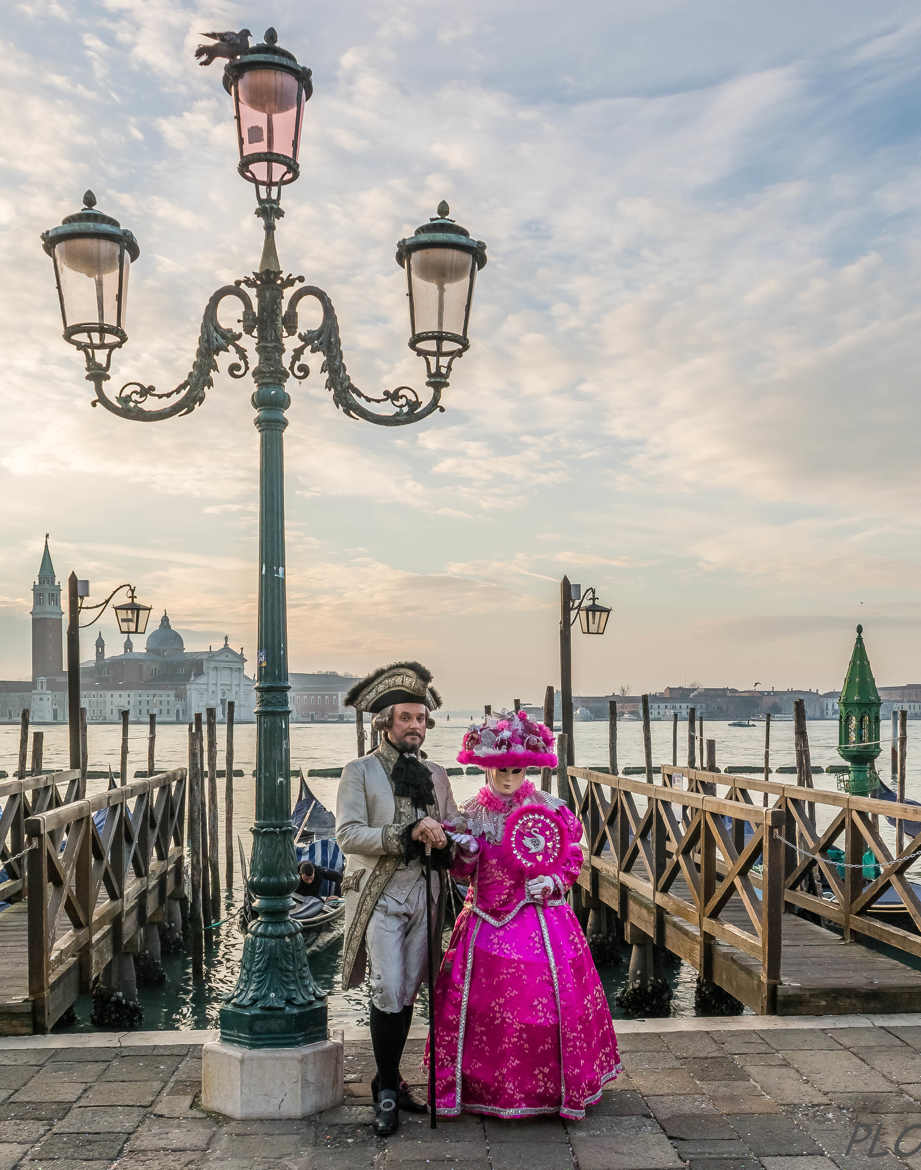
289 672 360 722
83 614 255 723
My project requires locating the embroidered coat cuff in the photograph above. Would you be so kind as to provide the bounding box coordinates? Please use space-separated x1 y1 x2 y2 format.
381 824 404 856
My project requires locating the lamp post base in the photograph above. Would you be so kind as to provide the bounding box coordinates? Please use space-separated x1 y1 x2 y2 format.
219 1000 328 1048
202 1035 343 1119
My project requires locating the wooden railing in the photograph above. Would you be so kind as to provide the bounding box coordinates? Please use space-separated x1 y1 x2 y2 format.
0 770 82 904
568 766 785 1012
24 769 186 1031
664 765 921 959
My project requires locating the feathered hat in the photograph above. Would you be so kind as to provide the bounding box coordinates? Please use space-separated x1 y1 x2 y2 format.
458 708 557 769
345 660 442 714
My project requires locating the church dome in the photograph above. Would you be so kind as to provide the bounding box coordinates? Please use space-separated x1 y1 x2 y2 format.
146 611 185 656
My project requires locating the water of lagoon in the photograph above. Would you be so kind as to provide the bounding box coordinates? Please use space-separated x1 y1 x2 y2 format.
5 716 920 1033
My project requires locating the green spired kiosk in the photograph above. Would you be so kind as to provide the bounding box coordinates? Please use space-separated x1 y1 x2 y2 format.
837 624 881 798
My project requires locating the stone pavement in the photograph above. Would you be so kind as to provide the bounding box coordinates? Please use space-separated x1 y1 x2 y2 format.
9 1016 921 1169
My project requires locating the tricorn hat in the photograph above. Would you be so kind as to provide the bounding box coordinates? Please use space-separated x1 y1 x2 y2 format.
345 660 442 714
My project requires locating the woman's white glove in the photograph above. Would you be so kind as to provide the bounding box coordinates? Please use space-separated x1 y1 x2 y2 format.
447 831 479 855
526 875 554 901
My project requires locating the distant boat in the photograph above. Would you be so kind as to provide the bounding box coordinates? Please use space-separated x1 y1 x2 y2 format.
729 719 756 727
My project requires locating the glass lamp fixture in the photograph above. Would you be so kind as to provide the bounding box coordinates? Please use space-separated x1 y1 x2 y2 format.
114 588 152 635
41 191 139 370
396 201 487 382
223 28 313 196
577 597 612 636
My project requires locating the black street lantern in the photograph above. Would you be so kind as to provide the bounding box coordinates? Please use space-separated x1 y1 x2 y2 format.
113 587 152 635
41 191 139 372
397 201 487 386
224 28 313 196
577 594 612 636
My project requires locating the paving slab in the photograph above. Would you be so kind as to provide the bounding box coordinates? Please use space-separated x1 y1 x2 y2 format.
0 1119 49 1144
31 1131 129 1160
568 1132 683 1169
663 1032 725 1057
657 1112 737 1140
671 1137 754 1159
489 1141 575 1170
484 1117 571 1143
80 1081 164 1107
729 1112 822 1156
0 1146 30 1170
126 1116 217 1151
760 1159 841 1170
782 1050 894 1093
759 1031 845 1051
53 1105 148 1133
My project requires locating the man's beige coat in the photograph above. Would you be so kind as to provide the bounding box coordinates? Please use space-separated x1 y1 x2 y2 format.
336 739 458 990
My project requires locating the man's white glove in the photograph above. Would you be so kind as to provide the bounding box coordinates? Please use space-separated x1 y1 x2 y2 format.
526 875 554 901
447 831 479 855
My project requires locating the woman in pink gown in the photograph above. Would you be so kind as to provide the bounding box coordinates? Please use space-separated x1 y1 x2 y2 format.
429 710 621 1120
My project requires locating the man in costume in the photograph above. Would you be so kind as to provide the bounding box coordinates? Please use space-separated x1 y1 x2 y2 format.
336 661 462 1136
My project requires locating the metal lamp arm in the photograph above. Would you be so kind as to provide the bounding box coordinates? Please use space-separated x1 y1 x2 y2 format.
282 285 444 426
569 587 598 627
77 583 135 629
86 285 256 423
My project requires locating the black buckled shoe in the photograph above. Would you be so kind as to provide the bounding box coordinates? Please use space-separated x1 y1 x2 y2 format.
373 1089 399 1136
372 1075 428 1115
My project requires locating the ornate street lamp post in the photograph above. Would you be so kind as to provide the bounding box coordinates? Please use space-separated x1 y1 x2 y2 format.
66 576 151 784
558 576 612 799
42 27 487 1112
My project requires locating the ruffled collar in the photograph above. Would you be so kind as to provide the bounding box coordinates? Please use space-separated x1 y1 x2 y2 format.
475 779 536 812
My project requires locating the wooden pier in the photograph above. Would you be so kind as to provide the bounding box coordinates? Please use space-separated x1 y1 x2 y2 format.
570 765 921 1014
0 768 186 1034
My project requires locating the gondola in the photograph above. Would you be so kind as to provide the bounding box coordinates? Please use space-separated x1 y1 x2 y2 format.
238 773 345 949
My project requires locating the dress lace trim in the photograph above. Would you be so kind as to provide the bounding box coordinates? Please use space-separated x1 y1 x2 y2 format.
458 784 565 844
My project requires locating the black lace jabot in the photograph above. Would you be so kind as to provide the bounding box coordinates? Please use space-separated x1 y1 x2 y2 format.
391 752 435 809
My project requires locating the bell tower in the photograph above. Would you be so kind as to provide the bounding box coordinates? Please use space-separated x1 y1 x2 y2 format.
31 534 63 683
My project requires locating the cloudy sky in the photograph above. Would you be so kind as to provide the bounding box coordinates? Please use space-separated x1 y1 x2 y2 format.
3 0 921 706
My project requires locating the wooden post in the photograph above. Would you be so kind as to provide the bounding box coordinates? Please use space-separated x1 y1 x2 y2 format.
699 791 716 981
79 708 88 798
484 704 492 716
898 709 908 856
147 713 157 777
763 713 771 807
194 712 210 929
206 707 220 922
608 699 618 775
225 700 235 891
557 732 571 808
687 708 696 769
698 714 704 772
672 711 678 767
892 710 899 783
355 709 366 757
30 731 43 776
706 739 717 771
761 808 784 1013
641 694 653 784
793 699 815 887
513 698 521 712
560 577 575 766
17 709 29 779
541 685 555 793
187 725 204 979
119 710 129 786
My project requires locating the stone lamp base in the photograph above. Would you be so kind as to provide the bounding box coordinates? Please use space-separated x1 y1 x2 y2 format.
202 1035 343 1119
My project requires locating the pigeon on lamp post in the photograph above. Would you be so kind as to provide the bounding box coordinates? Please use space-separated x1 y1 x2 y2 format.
194 29 252 66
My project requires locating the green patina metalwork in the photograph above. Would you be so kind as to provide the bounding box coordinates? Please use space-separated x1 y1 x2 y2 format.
837 624 881 797
42 24 487 1053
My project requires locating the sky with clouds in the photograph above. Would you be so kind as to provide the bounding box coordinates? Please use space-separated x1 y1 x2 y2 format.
3 0 921 707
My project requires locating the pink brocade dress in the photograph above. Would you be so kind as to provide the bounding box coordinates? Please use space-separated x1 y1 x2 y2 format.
428 789 621 1120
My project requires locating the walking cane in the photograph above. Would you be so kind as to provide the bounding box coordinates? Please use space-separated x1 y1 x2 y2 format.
424 842 437 1129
